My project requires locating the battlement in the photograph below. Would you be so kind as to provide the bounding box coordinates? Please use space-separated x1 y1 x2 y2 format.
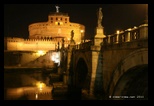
6 37 24 42
5 36 70 51
6 37 70 43
24 38 56 42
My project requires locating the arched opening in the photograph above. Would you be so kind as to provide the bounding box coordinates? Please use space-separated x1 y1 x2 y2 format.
107 48 148 98
76 58 88 88
68 58 88 100
112 64 148 100
75 58 88 99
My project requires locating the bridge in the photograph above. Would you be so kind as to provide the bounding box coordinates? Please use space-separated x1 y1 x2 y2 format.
4 22 148 100
62 22 148 100
4 16 148 100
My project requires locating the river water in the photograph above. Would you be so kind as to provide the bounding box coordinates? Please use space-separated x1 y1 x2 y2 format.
4 68 94 100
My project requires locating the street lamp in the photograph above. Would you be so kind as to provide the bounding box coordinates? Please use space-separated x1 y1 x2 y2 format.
35 93 38 100
116 30 120 43
80 30 84 43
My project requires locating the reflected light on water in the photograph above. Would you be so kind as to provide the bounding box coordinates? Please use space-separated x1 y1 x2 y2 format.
35 93 38 100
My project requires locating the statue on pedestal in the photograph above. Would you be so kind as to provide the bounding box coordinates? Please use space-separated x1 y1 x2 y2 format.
94 8 105 46
97 7 103 28
71 30 74 40
70 30 75 44
55 5 60 13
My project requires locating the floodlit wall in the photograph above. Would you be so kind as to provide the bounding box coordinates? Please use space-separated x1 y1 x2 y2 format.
28 12 85 44
5 37 70 51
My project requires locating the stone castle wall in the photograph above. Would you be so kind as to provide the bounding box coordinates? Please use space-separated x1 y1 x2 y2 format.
6 37 70 51
5 11 85 51
28 12 85 44
4 10 85 68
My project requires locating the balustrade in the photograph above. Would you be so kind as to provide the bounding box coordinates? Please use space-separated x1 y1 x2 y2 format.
102 24 148 45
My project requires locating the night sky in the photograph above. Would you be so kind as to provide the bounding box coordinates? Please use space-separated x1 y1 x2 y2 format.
4 4 147 39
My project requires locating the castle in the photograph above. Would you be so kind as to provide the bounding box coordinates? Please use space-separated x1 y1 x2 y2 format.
4 6 85 52
4 6 85 67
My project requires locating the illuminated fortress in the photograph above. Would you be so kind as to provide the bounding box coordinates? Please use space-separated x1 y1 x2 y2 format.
4 6 85 52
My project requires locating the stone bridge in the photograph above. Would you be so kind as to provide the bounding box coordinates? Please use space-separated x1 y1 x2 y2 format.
64 23 148 100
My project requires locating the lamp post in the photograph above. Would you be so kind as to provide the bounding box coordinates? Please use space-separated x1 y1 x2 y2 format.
116 30 120 43
80 30 84 43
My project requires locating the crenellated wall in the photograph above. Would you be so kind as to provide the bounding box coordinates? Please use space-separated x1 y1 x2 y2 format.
5 37 70 51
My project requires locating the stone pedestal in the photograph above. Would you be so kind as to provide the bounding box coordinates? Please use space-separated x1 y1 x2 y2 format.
89 26 106 96
89 47 100 96
96 27 104 36
94 27 106 46
64 41 75 85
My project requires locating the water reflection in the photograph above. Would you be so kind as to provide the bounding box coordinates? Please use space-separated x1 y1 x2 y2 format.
4 68 55 100
4 68 95 100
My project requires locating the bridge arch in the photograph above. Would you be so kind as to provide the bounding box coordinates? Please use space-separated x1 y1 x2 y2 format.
74 52 91 72
107 48 148 99
112 64 148 100
75 58 89 88
67 51 91 99
69 56 89 99
74 52 91 87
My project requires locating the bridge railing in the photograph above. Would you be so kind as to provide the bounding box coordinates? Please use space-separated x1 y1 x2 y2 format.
74 40 92 50
103 24 148 45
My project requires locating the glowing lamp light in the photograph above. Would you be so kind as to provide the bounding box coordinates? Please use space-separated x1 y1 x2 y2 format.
38 50 45 56
81 30 84 33
35 93 38 99
51 52 60 66
39 83 42 91
36 82 46 91
127 28 132 31
116 30 120 34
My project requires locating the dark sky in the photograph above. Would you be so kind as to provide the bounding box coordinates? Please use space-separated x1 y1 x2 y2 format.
4 4 147 39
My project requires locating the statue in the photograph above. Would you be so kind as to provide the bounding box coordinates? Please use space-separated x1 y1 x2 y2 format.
97 7 103 28
70 30 75 44
71 30 74 40
55 5 60 13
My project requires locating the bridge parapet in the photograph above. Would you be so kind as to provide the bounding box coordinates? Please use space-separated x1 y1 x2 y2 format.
74 40 92 50
103 24 148 45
